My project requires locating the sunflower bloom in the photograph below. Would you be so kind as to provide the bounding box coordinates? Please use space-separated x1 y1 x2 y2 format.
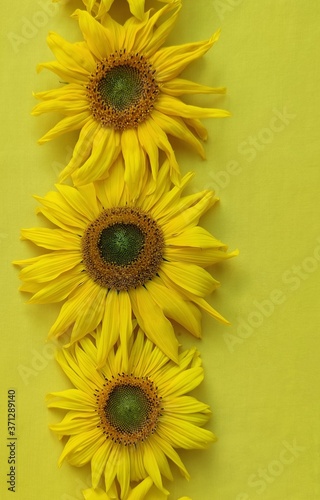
53 0 174 20
47 330 215 498
54 0 146 20
14 160 237 364
83 477 153 500
33 2 229 190
83 481 192 500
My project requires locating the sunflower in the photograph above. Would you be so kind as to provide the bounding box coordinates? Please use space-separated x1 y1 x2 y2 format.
47 329 215 498
33 2 229 190
14 160 237 365
53 0 174 20
82 478 153 500
83 480 192 499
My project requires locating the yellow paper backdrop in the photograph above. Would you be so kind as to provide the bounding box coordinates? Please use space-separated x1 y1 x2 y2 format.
1 0 320 498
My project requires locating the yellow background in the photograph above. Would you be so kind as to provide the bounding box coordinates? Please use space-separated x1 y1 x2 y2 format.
1 0 320 498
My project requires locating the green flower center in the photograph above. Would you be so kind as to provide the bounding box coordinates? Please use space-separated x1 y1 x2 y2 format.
105 385 149 434
96 373 162 445
98 223 144 266
98 65 142 111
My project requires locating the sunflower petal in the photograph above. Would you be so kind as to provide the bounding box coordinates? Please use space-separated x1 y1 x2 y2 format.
117 446 130 499
32 98 88 117
37 60 88 84
97 290 120 367
122 128 146 195
59 119 99 182
33 83 86 101
159 415 215 448
165 246 238 267
18 252 81 283
161 261 218 297
28 269 82 304
58 429 104 466
20 228 80 251
152 109 206 158
48 279 100 339
118 291 133 372
95 156 126 208
104 445 119 493
34 189 91 230
129 286 179 363
99 13 125 51
166 226 225 249
91 441 111 489
188 295 230 324
161 191 216 235
46 32 95 73
161 366 204 398
38 112 91 144
144 1 182 57
152 30 221 82
151 433 190 479
71 285 106 343
184 117 208 140
147 279 202 338
49 411 99 437
161 78 226 96
73 128 121 186
137 120 159 179
127 477 153 500
47 392 96 414
143 117 180 183
73 9 114 58
128 0 145 20
142 441 164 493
155 94 230 120
134 1 180 56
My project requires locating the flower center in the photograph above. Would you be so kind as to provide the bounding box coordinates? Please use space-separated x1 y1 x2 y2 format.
98 223 144 266
82 207 164 291
105 385 149 434
98 65 142 111
87 50 159 130
95 373 162 445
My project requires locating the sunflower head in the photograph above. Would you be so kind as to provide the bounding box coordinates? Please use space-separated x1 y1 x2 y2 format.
14 160 237 365
47 330 215 495
34 2 229 187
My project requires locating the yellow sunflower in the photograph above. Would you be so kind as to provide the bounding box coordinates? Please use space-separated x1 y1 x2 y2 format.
82 477 153 500
33 2 229 190
14 160 237 365
83 479 192 499
53 0 174 20
47 329 215 497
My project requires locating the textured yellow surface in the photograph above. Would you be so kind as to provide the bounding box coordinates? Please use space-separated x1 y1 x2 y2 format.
1 0 320 499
